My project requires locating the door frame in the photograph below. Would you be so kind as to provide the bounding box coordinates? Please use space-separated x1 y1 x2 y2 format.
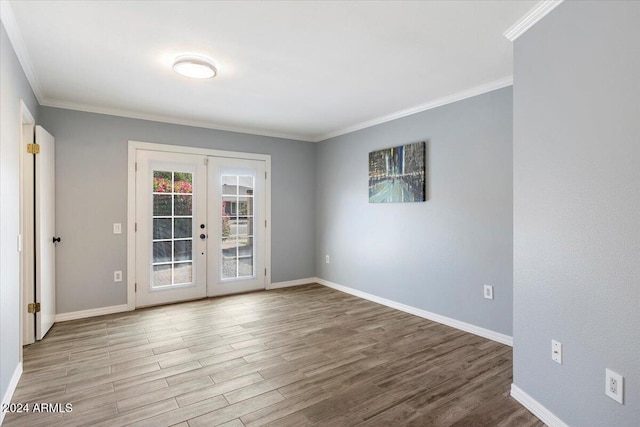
19 100 35 348
127 140 272 310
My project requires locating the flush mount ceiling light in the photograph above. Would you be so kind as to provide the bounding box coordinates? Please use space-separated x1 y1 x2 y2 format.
173 55 217 79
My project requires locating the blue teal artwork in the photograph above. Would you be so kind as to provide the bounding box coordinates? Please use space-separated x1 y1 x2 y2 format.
369 141 425 203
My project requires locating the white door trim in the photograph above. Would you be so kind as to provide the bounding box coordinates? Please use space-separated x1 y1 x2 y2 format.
127 140 272 310
19 100 35 350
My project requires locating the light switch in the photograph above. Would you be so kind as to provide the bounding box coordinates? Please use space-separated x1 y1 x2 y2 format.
113 223 122 234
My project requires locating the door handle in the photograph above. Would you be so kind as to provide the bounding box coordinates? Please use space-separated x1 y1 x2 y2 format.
200 234 207 240
52 236 61 244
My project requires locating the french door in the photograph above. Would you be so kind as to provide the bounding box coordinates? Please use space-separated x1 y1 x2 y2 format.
207 157 266 296
135 151 207 307
135 149 266 307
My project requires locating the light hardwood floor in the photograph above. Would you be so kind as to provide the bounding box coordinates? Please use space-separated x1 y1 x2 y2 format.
4 284 542 426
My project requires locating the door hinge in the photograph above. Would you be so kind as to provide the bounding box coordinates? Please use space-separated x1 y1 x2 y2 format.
264 268 267 276
135 222 137 232
27 302 41 314
27 143 40 154
135 283 137 292
135 162 137 172
265 171 267 179
204 158 209 165
265 219 267 228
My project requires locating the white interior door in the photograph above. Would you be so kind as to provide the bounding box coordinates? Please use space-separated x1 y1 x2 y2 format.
208 157 266 296
35 125 56 340
135 150 207 307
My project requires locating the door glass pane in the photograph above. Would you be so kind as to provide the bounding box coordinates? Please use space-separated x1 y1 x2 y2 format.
239 257 253 277
153 218 172 239
153 264 172 286
237 198 250 216
151 170 194 288
174 218 191 239
153 241 172 263
220 174 255 280
174 195 192 216
153 195 172 216
174 240 192 261
222 242 237 258
222 196 236 214
222 259 238 279
239 176 253 189
238 236 253 257
222 176 237 194
173 173 193 194
235 217 251 235
154 171 172 192
174 263 192 284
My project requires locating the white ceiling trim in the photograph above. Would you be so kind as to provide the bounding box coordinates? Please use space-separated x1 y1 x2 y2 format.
503 0 564 42
41 74 514 144
0 0 44 102
40 98 314 142
3 0 521 144
314 76 514 142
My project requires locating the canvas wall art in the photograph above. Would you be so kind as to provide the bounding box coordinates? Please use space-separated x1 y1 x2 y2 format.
369 141 426 203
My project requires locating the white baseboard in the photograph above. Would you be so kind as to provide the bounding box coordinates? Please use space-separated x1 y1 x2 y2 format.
511 384 568 427
55 304 130 322
267 277 316 290
0 362 23 425
315 278 513 346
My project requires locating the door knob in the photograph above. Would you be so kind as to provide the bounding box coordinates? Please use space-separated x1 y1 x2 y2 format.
200 234 207 240
200 224 206 229
52 237 61 244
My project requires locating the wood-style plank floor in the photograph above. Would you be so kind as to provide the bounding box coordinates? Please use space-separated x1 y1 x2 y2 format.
4 284 542 427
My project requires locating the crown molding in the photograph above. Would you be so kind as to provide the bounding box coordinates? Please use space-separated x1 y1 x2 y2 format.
503 0 564 42
313 76 513 142
4 0 517 145
40 98 315 142
43 75 512 144
0 0 44 102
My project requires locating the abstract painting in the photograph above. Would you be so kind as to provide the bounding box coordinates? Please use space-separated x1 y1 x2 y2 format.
369 141 426 203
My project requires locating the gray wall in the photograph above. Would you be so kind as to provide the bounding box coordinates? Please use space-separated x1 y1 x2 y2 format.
513 1 640 425
0 22 40 407
316 87 514 336
39 107 316 314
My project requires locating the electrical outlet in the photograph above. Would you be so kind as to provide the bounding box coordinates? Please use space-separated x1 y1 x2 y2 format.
483 285 493 300
114 271 122 282
552 340 562 364
605 369 624 404
326 255 330 264
113 223 122 234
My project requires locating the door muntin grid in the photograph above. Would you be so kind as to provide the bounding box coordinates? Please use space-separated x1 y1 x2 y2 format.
151 170 194 288
220 175 255 280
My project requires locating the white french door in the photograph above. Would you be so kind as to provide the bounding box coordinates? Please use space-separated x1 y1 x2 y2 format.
208 157 266 296
135 151 207 307
134 149 266 307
